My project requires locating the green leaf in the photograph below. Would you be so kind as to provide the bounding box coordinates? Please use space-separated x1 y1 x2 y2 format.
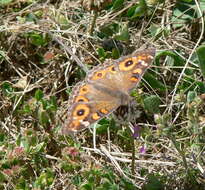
95 119 111 134
127 0 148 19
34 142 46 153
33 168 54 188
49 96 57 111
0 133 5 142
41 96 57 111
127 0 148 18
127 4 138 17
99 23 120 38
15 178 30 190
187 91 197 103
196 81 205 93
0 0 12 5
144 73 166 92
0 172 6 182
182 0 193 2
196 45 205 78
144 95 161 114
28 33 48 46
0 50 5 60
114 25 130 42
143 174 164 190
39 111 49 125
26 13 38 22
155 50 184 67
149 24 170 39
2 82 14 96
111 48 120 59
23 104 31 113
119 178 136 189
72 175 82 186
35 89 44 101
112 0 124 10
97 47 106 58
149 24 161 37
200 1 205 12
132 0 147 18
171 1 198 28
155 50 192 75
81 183 93 190
20 137 31 153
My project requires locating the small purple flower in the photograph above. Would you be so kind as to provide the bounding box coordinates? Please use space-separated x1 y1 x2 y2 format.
139 145 146 154
133 124 140 139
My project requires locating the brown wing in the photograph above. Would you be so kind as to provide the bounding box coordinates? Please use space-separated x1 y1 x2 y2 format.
62 48 155 134
62 82 121 134
86 48 156 93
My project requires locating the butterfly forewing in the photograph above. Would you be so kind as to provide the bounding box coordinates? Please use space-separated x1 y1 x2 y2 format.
113 48 155 92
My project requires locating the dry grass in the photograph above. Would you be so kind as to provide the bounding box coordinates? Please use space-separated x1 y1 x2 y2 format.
0 0 205 189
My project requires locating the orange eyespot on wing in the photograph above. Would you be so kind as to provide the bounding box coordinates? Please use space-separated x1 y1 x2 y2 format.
79 85 90 95
74 96 89 103
91 70 107 80
107 66 116 74
73 104 90 120
119 59 136 71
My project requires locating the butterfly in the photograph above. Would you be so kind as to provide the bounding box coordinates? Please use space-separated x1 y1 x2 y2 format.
62 48 156 134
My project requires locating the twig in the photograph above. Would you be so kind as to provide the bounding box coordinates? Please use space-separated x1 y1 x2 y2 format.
48 31 89 73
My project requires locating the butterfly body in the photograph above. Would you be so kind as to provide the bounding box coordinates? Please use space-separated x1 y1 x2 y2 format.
63 48 156 134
